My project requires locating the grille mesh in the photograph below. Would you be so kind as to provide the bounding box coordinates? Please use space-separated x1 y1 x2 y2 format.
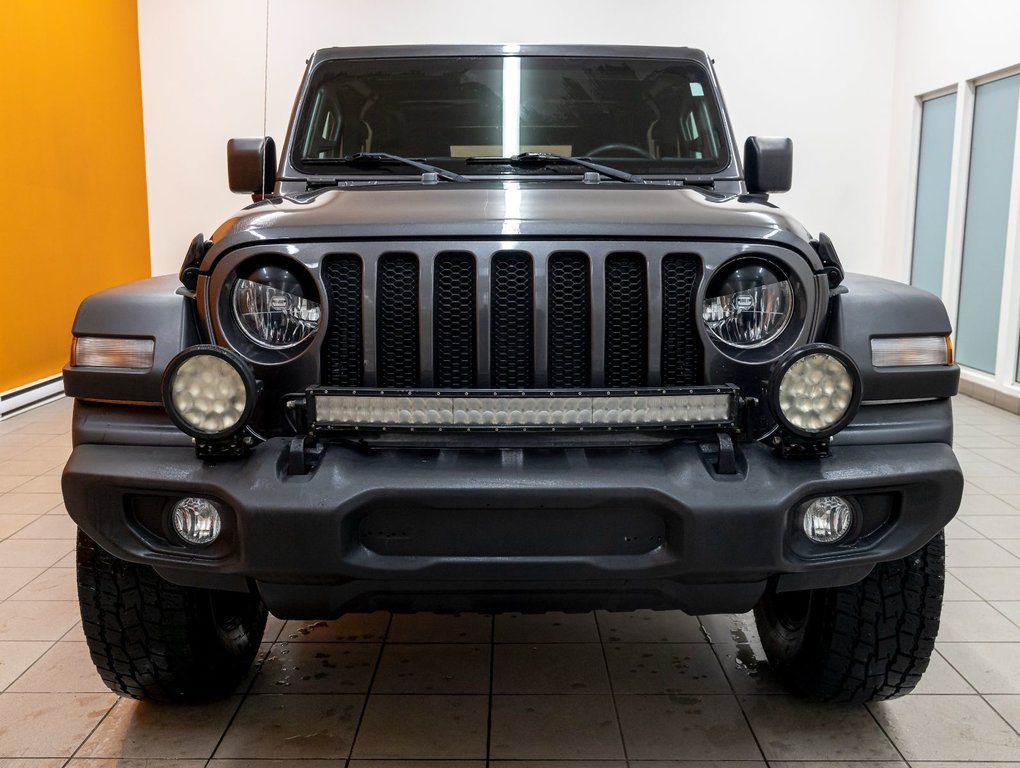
433 252 477 388
321 248 702 390
661 255 703 387
604 253 648 387
376 253 420 388
490 252 534 388
321 255 363 386
547 252 591 388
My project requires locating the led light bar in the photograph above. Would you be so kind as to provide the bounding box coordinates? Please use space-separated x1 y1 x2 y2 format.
871 336 952 367
73 336 155 370
311 389 737 431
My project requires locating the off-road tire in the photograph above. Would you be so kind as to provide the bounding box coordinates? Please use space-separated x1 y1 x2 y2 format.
76 530 267 702
753 531 945 703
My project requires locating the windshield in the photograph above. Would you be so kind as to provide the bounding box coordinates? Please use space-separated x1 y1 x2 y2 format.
292 55 730 177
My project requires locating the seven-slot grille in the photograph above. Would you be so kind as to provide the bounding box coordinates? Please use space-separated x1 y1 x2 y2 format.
320 247 702 390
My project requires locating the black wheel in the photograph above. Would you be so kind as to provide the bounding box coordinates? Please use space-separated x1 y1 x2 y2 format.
76 529 267 702
753 531 945 703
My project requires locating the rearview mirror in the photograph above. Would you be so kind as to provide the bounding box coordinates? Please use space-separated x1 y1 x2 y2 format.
227 137 276 199
744 136 792 194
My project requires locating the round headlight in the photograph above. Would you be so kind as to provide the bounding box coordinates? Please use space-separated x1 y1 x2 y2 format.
702 261 794 348
162 346 256 439
232 264 320 350
769 344 862 438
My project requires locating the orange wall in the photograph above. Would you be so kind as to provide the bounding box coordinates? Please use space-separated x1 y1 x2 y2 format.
0 2 151 392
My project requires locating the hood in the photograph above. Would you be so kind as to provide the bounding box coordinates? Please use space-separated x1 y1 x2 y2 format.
209 181 815 257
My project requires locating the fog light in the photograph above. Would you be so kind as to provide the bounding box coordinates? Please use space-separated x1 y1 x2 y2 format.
162 346 256 440
171 497 222 545
801 496 853 544
769 344 862 439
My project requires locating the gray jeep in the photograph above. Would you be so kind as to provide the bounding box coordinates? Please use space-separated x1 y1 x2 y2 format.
62 45 963 703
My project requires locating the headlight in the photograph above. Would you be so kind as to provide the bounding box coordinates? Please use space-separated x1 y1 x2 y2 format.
768 344 862 438
162 346 256 439
702 261 794 348
231 264 320 349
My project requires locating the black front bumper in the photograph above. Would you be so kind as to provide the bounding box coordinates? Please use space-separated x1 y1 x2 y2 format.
62 430 963 617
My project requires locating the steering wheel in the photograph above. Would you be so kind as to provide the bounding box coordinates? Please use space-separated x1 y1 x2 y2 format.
585 143 653 159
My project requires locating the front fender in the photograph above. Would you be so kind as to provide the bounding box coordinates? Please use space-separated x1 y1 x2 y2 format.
825 273 959 402
63 275 201 404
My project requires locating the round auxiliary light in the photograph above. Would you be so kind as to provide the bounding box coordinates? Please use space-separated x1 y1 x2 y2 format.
171 497 222 545
769 344 862 438
801 496 854 544
161 346 256 440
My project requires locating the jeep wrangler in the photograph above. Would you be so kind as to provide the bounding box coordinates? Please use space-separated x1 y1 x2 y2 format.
62 45 963 703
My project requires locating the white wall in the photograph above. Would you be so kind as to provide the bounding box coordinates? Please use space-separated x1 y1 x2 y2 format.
138 0 898 277
883 0 1020 280
883 0 1020 398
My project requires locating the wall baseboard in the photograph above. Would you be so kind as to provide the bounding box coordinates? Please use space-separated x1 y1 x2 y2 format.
959 377 1020 414
0 375 65 420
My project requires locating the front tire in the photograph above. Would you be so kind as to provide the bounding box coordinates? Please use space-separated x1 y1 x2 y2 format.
76 530 267 702
753 532 945 703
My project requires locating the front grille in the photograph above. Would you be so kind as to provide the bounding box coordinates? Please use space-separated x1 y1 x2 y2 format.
321 255 363 387
490 252 534 389
376 253 419 388
320 246 703 389
547 252 591 388
604 253 648 387
433 252 477 388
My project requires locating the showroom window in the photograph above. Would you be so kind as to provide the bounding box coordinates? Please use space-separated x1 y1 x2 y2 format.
955 73 1020 374
909 92 956 298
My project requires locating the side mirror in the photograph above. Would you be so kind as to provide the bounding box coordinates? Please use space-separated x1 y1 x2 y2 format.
744 136 792 194
227 137 276 198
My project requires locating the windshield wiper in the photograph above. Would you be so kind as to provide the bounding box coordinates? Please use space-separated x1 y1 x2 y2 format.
305 152 470 183
466 152 646 184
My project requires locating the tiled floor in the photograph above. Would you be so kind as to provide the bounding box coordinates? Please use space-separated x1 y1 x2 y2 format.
0 394 1018 766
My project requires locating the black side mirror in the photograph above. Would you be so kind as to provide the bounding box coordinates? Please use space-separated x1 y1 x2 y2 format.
744 136 793 194
227 137 276 199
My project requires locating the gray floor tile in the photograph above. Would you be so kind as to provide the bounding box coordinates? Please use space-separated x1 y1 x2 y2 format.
604 643 730 694
994 601 1020 627
249 642 380 693
7 641 107 693
280 613 390 642
943 571 983 600
489 694 624 760
352 694 488 759
712 641 787 694
596 609 705 643
372 643 490 694
966 516 1020 539
386 612 492 643
494 611 600 643
939 642 1020 693
615 694 762 760
937 601 1020 642
76 696 241 759
912 650 975 694
945 518 985 539
0 641 51 691
947 538 1020 567
952 567 1020 600
740 694 898 761
213 694 363 759
0 692 116 757
493 643 610 694
987 694 1020 734
870 694 1020 760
